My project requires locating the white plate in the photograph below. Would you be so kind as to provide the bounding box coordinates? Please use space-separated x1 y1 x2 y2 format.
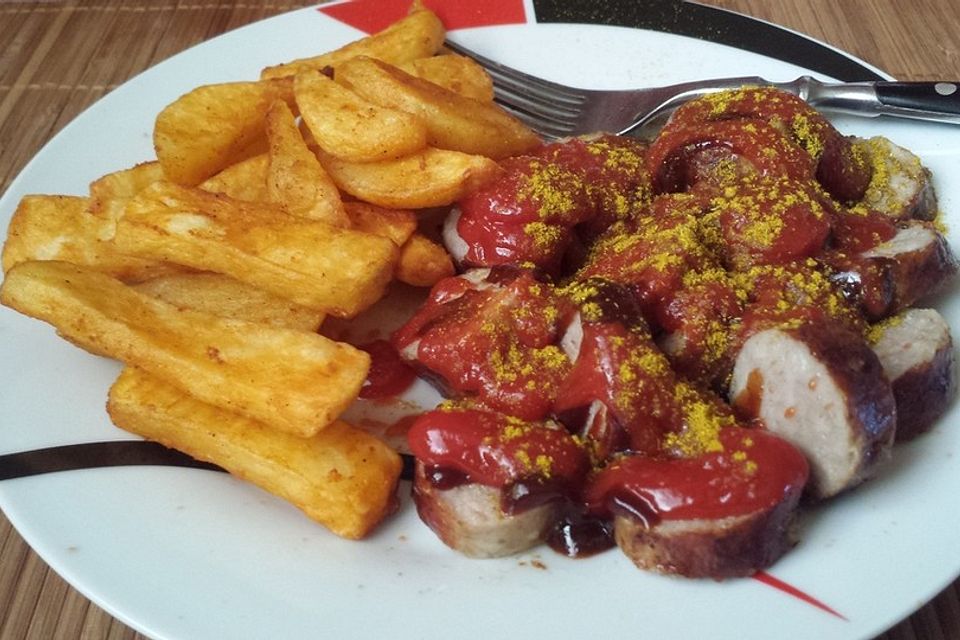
2 4 959 640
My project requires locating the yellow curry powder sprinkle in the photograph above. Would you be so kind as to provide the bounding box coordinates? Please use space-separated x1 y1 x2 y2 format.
865 312 906 345
523 221 564 249
849 136 927 217
662 382 735 456
517 160 584 221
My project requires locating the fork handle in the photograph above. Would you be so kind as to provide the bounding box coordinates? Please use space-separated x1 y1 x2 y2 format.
802 79 960 125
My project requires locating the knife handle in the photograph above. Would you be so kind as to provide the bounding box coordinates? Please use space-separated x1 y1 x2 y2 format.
875 81 960 116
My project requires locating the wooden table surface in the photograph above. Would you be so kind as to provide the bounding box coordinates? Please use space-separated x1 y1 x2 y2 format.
1 1 958 638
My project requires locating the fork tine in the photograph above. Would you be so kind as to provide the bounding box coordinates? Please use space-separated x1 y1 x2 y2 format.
445 40 587 106
496 102 577 139
490 84 582 120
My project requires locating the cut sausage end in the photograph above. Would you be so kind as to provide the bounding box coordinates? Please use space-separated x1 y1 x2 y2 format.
412 463 558 558
730 325 896 499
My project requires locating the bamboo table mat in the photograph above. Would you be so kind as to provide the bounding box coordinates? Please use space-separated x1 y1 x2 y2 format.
1 1 959 638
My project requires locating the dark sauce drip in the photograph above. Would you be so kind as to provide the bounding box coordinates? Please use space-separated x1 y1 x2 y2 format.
426 466 471 490
501 476 575 516
545 508 615 558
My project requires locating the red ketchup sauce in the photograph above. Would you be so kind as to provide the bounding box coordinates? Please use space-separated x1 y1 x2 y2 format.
646 118 817 193
583 427 809 526
357 340 416 400
454 136 649 274
407 407 590 514
392 269 574 421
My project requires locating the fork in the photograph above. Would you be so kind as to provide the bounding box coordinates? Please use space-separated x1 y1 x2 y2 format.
445 40 960 140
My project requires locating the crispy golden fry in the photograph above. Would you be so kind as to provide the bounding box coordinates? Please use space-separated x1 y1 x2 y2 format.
337 57 540 159
395 232 455 287
1 261 368 437
295 70 427 163
199 153 270 202
154 78 295 186
265 100 350 225
1 195 177 281
89 162 166 208
135 272 324 331
108 368 401 539
343 201 417 246
261 8 444 80
115 182 399 317
398 54 494 102
317 146 502 209
87 162 168 244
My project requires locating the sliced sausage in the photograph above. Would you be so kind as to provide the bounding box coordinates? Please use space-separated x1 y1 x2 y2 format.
870 308 957 440
828 221 957 321
584 427 809 578
854 136 937 221
729 321 896 499
412 462 561 558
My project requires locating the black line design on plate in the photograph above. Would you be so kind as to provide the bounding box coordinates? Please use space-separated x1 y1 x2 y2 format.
0 441 416 481
531 0 885 82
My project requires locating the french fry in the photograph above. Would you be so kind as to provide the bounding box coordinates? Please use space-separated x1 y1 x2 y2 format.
200 153 270 202
1 195 177 281
114 181 399 317
135 272 325 332
337 57 540 159
343 201 417 246
89 162 166 207
395 232 455 287
154 78 295 186
0 260 368 437
295 70 427 163
261 8 445 80
265 100 350 226
107 367 401 539
317 146 502 209
398 54 495 102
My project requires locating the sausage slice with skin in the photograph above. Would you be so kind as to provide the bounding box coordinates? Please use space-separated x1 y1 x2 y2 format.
854 136 937 221
584 428 809 579
412 463 562 558
870 308 957 441
407 407 590 558
729 321 896 499
828 221 957 321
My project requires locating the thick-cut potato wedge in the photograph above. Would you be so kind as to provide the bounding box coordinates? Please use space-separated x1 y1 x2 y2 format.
154 78 295 186
295 70 427 163
1 261 367 437
337 57 540 159
261 9 444 80
135 272 324 331
265 100 349 226
115 182 398 317
398 54 494 102
89 162 166 208
200 153 270 202
1 195 177 281
395 232 455 287
87 162 168 243
317 146 502 209
343 201 417 246
107 368 401 539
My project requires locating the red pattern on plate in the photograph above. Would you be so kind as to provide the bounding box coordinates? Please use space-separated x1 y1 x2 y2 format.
318 0 527 35
753 571 848 621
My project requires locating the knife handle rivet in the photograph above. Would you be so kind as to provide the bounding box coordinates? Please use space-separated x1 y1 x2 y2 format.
934 82 957 96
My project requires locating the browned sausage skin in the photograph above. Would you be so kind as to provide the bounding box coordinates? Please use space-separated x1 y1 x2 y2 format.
870 308 958 440
729 320 896 499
